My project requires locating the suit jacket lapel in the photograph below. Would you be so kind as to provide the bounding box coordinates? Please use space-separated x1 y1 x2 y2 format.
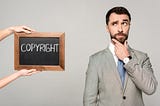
123 72 129 92
123 46 134 92
105 48 123 90
105 46 135 92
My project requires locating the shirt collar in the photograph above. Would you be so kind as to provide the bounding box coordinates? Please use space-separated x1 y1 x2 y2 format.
109 42 116 56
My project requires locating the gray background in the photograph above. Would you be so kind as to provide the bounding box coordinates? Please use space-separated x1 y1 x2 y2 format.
0 0 159 106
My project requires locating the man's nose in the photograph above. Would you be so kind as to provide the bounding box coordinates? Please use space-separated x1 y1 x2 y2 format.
118 25 123 32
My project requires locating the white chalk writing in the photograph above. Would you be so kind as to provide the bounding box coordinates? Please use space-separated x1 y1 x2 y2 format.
21 43 59 53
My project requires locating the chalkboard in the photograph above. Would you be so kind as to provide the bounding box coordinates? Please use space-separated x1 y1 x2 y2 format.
14 32 65 71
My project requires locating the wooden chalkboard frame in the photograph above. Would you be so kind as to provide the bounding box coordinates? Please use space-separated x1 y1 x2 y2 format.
14 32 65 71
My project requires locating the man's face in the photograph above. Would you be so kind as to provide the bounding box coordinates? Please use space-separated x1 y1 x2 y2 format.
106 13 130 44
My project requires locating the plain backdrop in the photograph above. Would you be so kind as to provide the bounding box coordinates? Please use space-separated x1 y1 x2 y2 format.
0 0 159 106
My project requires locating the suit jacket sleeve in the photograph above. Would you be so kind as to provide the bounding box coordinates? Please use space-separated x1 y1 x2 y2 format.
83 56 98 106
124 53 158 95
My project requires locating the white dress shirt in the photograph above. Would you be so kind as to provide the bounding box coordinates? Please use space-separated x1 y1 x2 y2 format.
109 42 118 66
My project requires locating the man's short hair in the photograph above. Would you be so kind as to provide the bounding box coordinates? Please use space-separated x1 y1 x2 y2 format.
106 6 131 25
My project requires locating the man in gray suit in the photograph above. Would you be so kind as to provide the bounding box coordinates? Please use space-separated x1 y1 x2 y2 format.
83 6 158 106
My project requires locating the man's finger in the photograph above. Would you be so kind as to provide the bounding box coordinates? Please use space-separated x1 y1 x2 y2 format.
112 39 120 44
124 40 128 48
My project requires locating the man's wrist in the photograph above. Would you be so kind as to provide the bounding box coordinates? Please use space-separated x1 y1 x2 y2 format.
123 56 132 64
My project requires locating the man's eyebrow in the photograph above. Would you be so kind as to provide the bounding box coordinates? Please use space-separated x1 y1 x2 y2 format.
123 19 129 22
111 21 118 24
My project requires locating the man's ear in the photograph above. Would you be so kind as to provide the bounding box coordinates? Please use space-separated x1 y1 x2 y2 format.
106 25 109 32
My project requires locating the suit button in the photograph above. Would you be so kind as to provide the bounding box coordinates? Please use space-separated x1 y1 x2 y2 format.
123 96 126 100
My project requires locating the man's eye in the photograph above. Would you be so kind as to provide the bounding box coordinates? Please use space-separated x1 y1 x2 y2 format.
122 22 128 26
112 23 117 26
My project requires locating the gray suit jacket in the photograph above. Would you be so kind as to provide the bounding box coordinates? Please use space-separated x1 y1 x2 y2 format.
83 47 158 106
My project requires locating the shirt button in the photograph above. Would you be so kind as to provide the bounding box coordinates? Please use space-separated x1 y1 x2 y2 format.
123 96 126 100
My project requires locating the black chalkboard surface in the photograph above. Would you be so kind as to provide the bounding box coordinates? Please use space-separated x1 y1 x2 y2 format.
14 32 65 71
20 37 59 65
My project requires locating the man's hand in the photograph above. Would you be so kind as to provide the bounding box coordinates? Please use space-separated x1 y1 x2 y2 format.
112 39 130 61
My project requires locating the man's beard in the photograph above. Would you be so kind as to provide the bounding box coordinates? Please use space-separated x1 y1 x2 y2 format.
110 32 128 44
